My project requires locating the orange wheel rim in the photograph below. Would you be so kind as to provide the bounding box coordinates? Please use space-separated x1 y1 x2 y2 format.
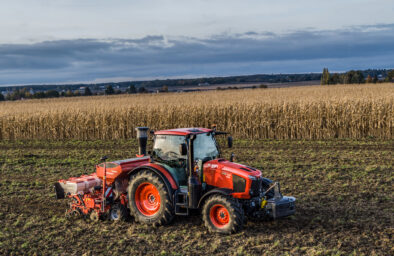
209 204 230 227
135 182 161 216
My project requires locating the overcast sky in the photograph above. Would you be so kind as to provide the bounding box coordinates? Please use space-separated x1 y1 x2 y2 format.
0 0 393 85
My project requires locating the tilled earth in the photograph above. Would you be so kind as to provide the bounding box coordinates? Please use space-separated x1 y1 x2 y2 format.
0 139 392 255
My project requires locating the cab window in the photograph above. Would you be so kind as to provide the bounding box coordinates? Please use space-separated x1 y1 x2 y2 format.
153 135 187 161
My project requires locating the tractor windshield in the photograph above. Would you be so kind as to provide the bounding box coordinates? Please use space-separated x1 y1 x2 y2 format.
153 135 187 161
193 133 219 160
152 133 219 162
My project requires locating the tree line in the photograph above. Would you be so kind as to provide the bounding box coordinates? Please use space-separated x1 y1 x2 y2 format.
1 69 392 101
321 68 394 85
0 84 163 101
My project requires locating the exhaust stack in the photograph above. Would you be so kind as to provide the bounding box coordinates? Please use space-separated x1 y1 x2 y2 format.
135 127 149 156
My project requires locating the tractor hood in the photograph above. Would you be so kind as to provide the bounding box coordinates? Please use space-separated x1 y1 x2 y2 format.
203 159 262 179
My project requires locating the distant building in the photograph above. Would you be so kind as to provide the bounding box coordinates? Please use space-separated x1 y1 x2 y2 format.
79 87 86 94
198 82 210 86
29 88 35 95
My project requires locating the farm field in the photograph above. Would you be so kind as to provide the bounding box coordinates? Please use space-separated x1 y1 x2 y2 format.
0 83 393 140
0 139 392 255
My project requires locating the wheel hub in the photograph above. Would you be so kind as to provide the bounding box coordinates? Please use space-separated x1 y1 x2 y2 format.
135 182 161 216
148 194 156 203
209 204 230 227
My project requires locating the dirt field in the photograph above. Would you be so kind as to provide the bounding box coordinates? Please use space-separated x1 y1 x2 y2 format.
0 139 392 255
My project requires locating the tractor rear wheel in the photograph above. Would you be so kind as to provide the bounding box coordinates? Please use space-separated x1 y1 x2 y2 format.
109 203 128 221
202 194 244 234
128 170 174 226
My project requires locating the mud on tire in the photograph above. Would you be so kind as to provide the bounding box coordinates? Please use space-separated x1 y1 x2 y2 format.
128 170 174 226
202 194 244 234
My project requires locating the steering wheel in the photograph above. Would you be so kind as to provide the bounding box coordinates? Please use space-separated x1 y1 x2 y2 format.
163 151 179 159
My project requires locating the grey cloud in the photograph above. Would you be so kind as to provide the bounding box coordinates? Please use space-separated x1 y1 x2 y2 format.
0 24 393 85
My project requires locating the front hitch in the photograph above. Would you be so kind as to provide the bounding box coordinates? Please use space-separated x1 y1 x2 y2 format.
265 196 296 219
262 182 296 219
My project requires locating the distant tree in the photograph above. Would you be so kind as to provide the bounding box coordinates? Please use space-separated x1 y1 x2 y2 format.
366 75 373 83
9 90 21 100
341 73 349 84
350 71 364 84
24 92 32 99
84 87 92 96
138 87 147 93
161 85 169 92
340 70 364 84
105 85 114 95
0 93 4 101
321 68 330 85
357 71 365 83
387 70 394 82
46 90 59 98
128 84 137 94
329 73 340 84
373 75 378 84
33 91 46 99
65 90 74 97
259 84 267 88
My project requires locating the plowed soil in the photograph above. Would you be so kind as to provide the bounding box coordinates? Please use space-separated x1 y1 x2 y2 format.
0 139 392 255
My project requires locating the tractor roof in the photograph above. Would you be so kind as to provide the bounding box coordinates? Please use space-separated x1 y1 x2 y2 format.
155 128 213 136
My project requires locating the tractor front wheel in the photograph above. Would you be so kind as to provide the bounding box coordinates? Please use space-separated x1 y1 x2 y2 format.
202 195 244 234
128 170 174 226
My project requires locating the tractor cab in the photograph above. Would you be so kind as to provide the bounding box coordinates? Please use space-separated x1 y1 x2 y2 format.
150 128 222 186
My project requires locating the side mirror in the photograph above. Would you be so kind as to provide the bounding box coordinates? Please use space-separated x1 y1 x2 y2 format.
179 143 187 155
227 136 233 148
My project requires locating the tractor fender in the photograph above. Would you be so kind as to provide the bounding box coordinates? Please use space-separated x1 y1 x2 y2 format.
198 188 233 208
128 163 179 196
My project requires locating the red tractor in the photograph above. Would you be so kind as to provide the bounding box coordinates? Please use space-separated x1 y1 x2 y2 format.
55 127 295 234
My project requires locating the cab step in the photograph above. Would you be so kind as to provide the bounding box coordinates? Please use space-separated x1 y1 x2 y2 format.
174 187 189 216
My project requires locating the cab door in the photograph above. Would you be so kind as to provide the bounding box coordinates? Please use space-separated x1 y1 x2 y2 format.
152 135 188 185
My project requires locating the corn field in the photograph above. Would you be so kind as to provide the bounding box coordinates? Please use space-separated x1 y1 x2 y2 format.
0 83 393 140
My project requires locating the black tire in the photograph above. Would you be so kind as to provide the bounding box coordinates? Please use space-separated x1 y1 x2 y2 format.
202 194 244 234
109 203 128 221
128 170 174 226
